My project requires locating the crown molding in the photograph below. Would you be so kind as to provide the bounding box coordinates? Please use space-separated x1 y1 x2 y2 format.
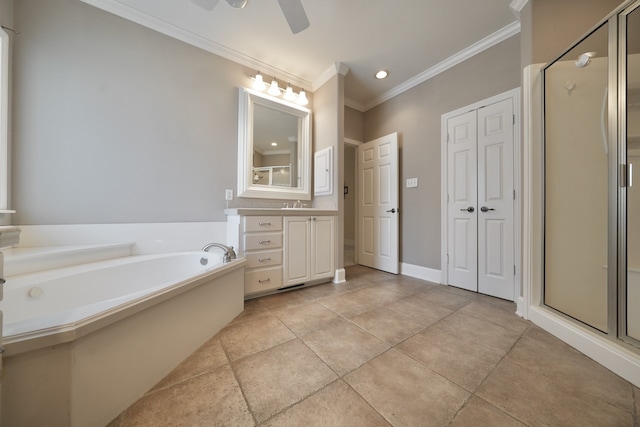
509 0 529 19
80 0 313 90
313 62 350 91
362 20 521 111
344 98 365 112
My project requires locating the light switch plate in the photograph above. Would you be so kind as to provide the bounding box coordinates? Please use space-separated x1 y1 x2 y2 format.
225 189 233 200
406 177 418 188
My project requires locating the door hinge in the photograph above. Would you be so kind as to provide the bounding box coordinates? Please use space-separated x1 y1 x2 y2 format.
447 133 450 143
514 265 516 276
513 189 516 200
513 114 515 125
446 254 449 265
447 193 450 203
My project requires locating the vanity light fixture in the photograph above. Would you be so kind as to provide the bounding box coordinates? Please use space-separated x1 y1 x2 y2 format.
250 72 309 105
252 72 267 91
268 79 282 96
375 69 389 79
296 89 309 106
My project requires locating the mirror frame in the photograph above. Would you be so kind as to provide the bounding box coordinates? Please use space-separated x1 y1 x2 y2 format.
237 88 312 200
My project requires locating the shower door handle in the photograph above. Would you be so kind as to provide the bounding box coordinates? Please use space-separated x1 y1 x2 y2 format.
460 207 475 213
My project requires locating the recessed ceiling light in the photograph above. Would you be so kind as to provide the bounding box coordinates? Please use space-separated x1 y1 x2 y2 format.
271 142 278 147
375 70 389 79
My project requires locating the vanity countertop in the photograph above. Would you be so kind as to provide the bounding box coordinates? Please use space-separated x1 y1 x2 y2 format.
224 208 338 216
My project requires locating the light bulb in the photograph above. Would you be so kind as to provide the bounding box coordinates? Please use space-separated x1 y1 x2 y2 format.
252 73 266 91
268 79 281 96
296 89 308 106
283 85 296 101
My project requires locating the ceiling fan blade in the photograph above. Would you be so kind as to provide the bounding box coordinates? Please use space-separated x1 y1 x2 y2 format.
191 0 221 11
276 0 310 34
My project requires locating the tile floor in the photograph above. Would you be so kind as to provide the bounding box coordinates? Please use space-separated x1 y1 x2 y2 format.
109 265 640 426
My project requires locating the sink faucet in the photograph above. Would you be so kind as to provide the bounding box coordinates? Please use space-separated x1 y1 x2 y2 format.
202 242 237 263
294 200 301 208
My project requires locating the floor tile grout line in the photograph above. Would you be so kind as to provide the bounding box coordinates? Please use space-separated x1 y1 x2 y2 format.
219 334 260 426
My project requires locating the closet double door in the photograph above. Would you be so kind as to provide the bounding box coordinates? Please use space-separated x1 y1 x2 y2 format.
447 98 515 301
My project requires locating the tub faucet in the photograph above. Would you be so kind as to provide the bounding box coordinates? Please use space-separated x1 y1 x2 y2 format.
202 243 237 263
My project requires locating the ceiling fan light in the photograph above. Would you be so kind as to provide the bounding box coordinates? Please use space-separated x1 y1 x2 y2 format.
225 0 247 8
283 85 296 101
252 72 266 91
296 89 308 106
268 79 281 96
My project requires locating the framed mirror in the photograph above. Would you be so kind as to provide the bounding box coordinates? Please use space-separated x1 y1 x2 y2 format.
237 88 312 200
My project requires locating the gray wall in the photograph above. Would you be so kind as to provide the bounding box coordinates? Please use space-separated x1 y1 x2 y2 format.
12 0 284 224
345 106 364 142
363 35 521 269
527 0 624 65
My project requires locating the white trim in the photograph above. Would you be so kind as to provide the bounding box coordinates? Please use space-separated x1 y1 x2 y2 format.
313 62 350 92
509 0 528 19
80 0 313 91
362 21 521 112
400 262 442 284
440 88 522 302
333 268 346 284
530 306 640 388
345 98 366 112
344 137 362 147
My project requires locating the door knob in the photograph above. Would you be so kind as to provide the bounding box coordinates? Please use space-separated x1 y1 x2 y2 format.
386 208 397 213
460 206 475 213
480 206 495 212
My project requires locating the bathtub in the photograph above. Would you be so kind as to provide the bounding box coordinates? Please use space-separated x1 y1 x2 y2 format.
1 250 246 427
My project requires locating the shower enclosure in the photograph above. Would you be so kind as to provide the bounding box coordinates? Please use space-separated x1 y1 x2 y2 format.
543 0 640 346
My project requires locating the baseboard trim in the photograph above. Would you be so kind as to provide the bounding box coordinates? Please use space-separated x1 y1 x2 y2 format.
333 268 346 284
400 263 442 284
530 306 640 388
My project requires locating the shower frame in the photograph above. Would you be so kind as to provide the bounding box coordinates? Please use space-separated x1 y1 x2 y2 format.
541 0 640 348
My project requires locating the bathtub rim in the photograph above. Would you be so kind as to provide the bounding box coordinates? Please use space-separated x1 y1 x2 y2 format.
3 256 246 357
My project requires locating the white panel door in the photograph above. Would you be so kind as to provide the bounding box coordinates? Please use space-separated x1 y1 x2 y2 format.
447 110 478 291
358 133 399 274
478 99 515 300
446 99 515 300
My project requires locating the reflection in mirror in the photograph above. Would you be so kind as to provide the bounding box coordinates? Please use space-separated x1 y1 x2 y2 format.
543 22 609 332
237 88 312 200
252 104 299 188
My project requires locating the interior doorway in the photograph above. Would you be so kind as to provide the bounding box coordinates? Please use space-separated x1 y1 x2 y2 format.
344 143 357 267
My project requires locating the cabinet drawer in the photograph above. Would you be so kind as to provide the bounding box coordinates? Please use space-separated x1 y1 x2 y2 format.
245 216 282 232
245 233 282 250
245 267 282 294
245 250 283 269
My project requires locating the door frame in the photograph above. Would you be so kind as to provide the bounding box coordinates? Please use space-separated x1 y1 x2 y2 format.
440 87 521 299
345 137 362 266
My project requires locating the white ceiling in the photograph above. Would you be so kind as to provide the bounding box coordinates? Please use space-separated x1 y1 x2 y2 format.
82 0 520 111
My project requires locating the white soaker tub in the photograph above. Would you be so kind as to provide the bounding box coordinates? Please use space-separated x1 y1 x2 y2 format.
1 251 246 427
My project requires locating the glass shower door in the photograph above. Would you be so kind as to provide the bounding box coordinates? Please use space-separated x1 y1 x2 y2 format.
544 22 610 332
625 4 640 341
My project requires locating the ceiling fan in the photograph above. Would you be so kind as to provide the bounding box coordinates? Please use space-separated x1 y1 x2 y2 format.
191 0 310 34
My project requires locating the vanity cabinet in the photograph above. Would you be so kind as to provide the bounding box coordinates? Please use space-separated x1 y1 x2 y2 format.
283 215 335 287
226 209 336 297
239 216 283 295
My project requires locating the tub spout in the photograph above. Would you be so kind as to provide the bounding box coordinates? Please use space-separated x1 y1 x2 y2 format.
202 243 237 263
